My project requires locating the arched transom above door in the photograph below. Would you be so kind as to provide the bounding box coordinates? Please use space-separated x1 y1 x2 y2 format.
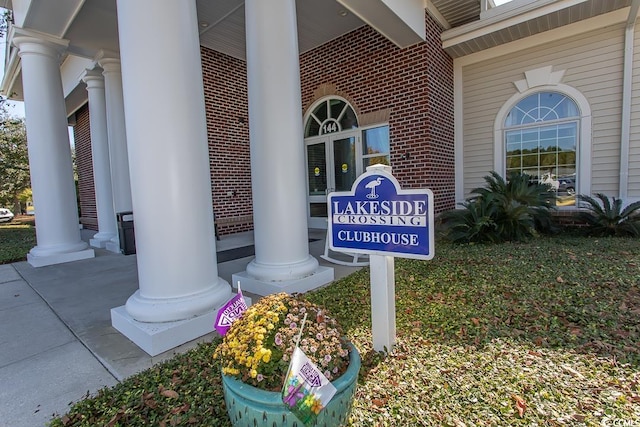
304 98 359 137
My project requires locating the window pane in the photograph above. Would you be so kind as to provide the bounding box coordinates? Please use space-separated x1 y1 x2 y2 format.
309 203 327 218
307 143 326 196
304 117 321 137
506 155 521 169
333 137 356 192
313 101 328 122
540 152 557 166
339 107 358 130
505 92 579 127
363 126 390 155
329 99 346 120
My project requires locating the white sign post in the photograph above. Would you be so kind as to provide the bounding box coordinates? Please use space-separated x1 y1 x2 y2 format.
370 254 395 352
327 164 434 353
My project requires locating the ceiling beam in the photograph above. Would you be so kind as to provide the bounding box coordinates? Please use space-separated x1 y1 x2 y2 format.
337 0 426 48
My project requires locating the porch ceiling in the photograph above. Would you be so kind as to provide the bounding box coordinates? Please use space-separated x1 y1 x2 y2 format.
62 0 366 61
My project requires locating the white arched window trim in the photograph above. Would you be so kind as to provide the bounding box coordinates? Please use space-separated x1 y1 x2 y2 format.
493 83 592 200
303 96 359 137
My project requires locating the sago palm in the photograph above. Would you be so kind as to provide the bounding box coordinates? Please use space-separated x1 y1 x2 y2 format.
577 193 640 236
441 171 557 243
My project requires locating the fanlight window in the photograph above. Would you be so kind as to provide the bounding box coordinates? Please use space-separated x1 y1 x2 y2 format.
505 92 579 205
304 99 358 137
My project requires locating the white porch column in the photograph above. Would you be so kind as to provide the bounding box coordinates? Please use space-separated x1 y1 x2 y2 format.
96 53 133 254
81 69 117 248
13 31 94 267
111 0 232 355
233 0 333 295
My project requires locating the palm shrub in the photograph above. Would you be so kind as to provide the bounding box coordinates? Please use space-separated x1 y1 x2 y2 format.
440 171 557 243
576 193 640 236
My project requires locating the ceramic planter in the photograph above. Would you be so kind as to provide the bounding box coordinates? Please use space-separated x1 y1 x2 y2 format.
221 344 360 427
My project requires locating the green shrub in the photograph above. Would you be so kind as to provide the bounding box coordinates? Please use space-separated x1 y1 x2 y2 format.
440 171 556 243
577 193 640 237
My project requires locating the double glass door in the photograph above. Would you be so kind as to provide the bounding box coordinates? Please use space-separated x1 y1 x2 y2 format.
306 131 360 229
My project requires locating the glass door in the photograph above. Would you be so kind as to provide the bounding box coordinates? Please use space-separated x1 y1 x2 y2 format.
305 131 360 229
306 139 329 229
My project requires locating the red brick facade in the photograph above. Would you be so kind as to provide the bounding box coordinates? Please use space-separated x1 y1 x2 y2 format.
201 47 253 235
74 12 455 235
73 104 98 231
299 13 454 213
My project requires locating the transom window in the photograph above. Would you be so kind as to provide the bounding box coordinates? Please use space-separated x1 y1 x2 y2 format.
505 92 579 205
304 99 358 137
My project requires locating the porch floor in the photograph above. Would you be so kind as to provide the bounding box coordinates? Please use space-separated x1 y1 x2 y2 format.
0 228 362 427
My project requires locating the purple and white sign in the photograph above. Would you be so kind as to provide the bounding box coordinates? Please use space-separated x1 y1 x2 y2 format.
328 168 434 260
214 288 248 336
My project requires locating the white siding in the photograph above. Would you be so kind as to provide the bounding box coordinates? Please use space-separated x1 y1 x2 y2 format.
629 21 640 199
461 22 625 198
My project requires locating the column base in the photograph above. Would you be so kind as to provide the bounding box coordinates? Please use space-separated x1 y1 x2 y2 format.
232 265 334 296
27 247 95 267
90 232 116 249
111 293 252 356
125 278 232 323
105 241 122 254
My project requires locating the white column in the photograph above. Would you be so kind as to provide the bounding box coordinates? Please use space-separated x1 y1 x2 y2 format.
233 0 333 295
95 53 133 253
111 0 232 355
81 69 117 248
13 31 94 267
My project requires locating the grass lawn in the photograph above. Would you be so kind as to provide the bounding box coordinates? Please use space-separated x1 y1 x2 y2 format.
45 234 639 426
0 216 36 264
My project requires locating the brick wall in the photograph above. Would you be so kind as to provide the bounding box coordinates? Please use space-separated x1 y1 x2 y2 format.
73 103 98 231
201 47 253 235
74 13 456 236
299 13 455 213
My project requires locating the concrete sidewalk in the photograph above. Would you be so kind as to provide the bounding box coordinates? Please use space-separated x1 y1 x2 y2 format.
0 230 361 427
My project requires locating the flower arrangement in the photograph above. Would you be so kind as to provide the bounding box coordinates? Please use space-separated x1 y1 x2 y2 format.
214 292 351 392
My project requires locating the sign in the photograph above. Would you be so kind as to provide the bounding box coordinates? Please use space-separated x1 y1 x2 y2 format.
214 284 248 336
328 167 434 260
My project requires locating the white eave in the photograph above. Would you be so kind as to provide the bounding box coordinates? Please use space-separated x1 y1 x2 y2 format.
442 0 632 58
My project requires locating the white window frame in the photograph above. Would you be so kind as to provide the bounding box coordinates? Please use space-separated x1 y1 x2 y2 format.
494 84 592 206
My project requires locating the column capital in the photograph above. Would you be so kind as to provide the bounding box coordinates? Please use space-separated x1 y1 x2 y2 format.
11 27 69 60
81 68 105 88
97 55 121 74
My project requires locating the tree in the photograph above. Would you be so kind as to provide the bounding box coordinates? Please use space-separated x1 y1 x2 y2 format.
0 105 30 212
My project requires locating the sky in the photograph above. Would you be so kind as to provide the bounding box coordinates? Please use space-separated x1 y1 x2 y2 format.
0 8 25 118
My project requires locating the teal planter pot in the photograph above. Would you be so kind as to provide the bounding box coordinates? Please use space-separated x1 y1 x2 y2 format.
222 344 361 427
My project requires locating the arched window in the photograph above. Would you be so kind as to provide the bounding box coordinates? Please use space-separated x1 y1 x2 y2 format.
304 98 358 137
504 91 580 205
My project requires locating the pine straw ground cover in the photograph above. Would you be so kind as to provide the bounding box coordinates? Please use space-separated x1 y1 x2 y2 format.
50 235 639 426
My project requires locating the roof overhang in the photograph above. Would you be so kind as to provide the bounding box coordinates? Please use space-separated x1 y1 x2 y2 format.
336 0 426 48
442 0 632 58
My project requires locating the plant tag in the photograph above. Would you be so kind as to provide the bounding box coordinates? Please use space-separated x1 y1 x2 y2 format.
282 347 337 426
